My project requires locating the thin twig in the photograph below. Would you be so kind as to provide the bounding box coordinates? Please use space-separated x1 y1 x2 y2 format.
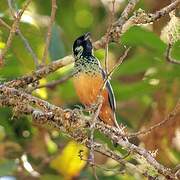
5 55 73 88
7 0 39 68
0 0 32 66
128 99 180 138
18 30 39 68
93 47 130 135
0 18 11 29
104 0 116 74
41 0 57 65
36 72 74 89
94 0 179 49
150 0 180 22
166 43 180 65
0 16 39 68
85 48 130 131
115 0 140 27
78 150 129 175
101 47 130 91
104 45 109 74
7 0 16 18
89 98 103 180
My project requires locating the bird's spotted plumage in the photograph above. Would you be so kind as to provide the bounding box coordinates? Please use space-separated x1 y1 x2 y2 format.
72 33 119 128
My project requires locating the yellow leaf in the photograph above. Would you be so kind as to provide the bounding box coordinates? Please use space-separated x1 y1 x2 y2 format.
34 79 47 99
0 42 5 49
50 141 88 180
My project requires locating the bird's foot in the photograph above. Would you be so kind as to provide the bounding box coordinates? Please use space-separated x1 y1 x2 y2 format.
84 104 98 113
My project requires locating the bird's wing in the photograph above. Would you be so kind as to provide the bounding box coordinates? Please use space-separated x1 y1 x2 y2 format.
101 69 116 111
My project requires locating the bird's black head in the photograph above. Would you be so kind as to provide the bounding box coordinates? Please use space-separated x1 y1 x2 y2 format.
73 32 93 59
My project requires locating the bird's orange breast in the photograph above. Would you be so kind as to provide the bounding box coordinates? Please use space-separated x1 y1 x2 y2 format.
73 72 116 126
73 72 106 106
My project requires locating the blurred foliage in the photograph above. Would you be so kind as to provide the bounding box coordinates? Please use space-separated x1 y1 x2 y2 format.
0 0 179 179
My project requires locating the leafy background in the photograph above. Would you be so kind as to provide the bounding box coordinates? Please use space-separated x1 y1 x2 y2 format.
0 0 179 179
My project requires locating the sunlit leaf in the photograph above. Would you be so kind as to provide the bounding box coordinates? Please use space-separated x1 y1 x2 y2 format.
34 79 48 99
50 141 88 179
121 26 166 55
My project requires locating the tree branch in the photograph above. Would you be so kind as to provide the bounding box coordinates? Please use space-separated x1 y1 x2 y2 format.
128 99 180 138
166 43 180 65
0 0 32 66
41 0 57 65
7 0 39 69
36 72 74 89
5 55 73 88
94 0 140 49
1 0 178 89
0 84 177 179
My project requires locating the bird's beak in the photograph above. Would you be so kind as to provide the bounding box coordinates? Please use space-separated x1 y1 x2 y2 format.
84 32 91 40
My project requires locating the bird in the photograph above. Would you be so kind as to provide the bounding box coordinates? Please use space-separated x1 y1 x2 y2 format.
72 32 120 129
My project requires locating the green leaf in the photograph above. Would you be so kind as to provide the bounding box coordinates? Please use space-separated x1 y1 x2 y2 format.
113 80 157 100
171 40 180 60
49 24 65 60
121 26 166 54
114 53 161 76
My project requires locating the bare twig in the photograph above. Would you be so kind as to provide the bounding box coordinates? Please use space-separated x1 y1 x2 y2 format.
7 0 16 18
0 18 11 29
79 150 131 176
104 0 116 74
166 43 180 65
0 17 39 68
106 47 130 80
8 0 39 68
128 99 180 138
94 0 140 49
5 55 73 88
104 45 109 74
89 98 103 180
115 0 139 27
149 0 180 22
94 0 180 49
41 0 57 65
101 47 130 92
17 30 39 68
36 72 74 89
0 0 32 66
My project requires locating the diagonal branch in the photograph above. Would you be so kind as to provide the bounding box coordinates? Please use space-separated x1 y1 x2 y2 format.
94 0 140 49
0 0 32 66
41 0 57 65
5 55 73 88
7 0 39 69
150 0 180 22
128 99 180 138
36 71 74 89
